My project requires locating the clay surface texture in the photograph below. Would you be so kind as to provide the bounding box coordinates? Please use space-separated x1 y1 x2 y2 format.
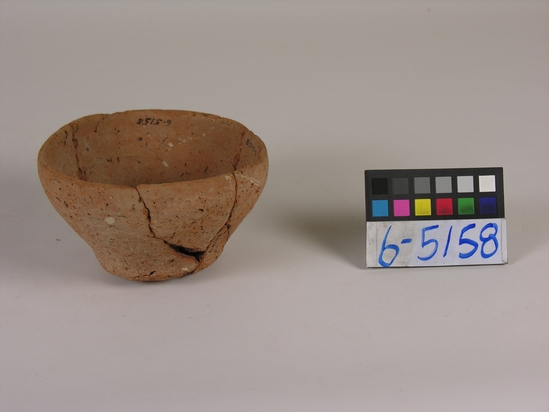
38 110 268 281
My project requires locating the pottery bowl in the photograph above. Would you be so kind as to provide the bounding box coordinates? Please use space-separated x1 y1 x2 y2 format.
37 110 268 281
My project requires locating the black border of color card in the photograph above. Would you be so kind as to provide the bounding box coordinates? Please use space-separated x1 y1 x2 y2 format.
365 167 507 268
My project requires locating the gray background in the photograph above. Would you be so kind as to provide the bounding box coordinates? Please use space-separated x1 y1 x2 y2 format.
1 1 548 411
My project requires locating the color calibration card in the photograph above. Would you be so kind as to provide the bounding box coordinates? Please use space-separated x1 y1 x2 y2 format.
365 168 507 268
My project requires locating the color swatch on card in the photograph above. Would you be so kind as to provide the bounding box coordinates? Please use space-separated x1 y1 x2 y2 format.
365 168 507 268
365 168 504 221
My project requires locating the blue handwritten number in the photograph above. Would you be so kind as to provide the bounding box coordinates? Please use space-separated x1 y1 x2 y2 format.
458 223 478 259
443 226 453 258
378 226 399 267
479 223 498 258
417 225 439 261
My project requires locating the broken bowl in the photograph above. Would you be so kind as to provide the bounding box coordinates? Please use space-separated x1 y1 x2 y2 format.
37 110 268 281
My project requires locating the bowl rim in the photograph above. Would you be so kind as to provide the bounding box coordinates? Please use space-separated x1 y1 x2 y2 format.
37 109 268 189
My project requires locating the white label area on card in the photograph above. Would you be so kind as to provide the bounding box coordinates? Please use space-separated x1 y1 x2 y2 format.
366 219 507 268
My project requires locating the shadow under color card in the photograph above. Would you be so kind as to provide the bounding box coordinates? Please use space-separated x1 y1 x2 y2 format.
365 168 507 268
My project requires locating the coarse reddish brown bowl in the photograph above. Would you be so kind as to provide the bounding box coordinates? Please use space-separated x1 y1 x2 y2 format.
37 110 268 281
